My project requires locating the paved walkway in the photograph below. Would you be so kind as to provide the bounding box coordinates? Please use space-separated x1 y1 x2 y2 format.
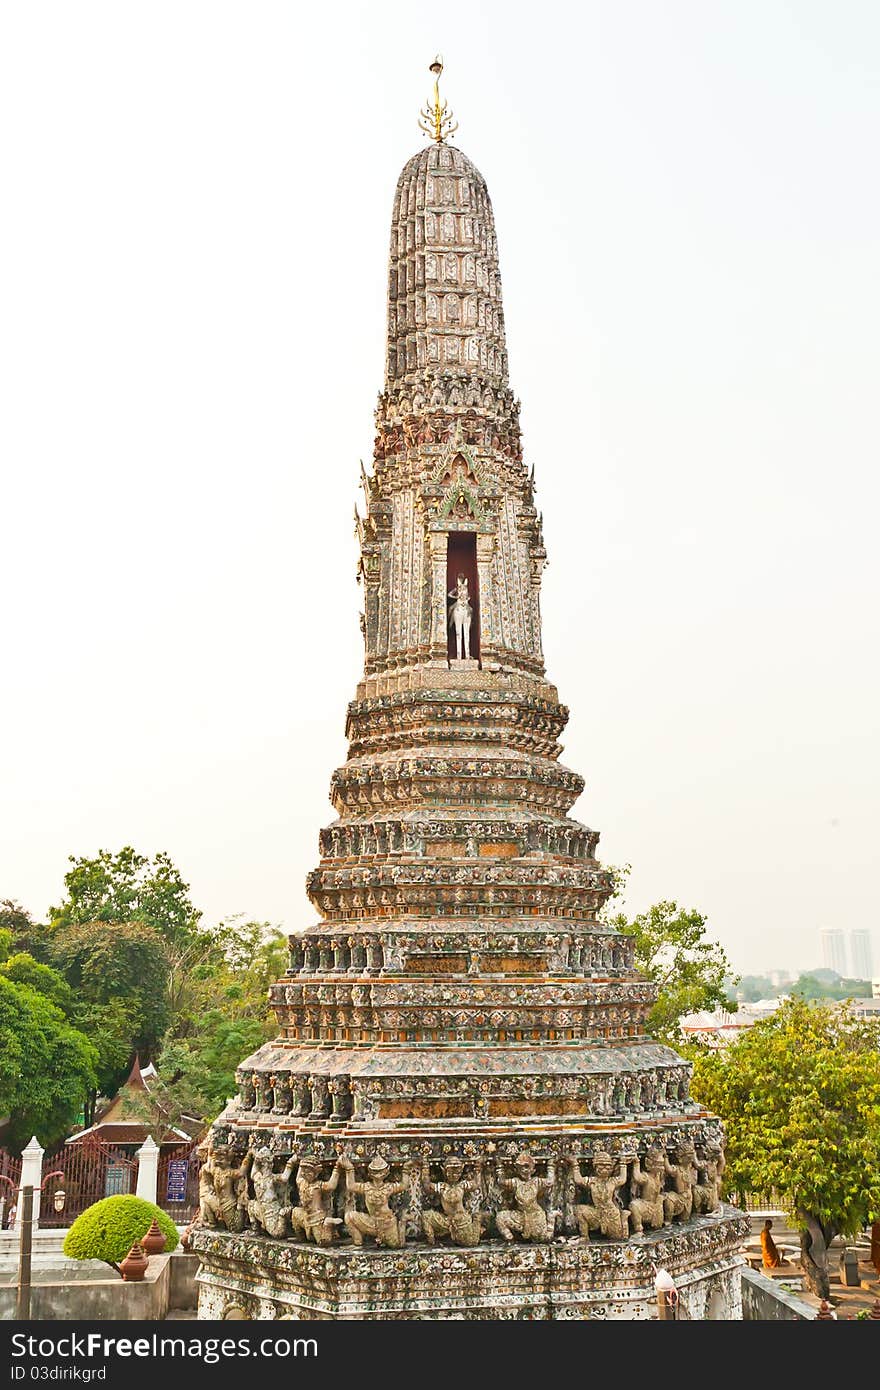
743 1243 879 1317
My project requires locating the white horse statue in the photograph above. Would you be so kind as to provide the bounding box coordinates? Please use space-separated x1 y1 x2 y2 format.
448 573 473 660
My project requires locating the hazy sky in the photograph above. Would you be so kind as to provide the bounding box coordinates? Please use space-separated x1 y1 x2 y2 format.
2 2 878 977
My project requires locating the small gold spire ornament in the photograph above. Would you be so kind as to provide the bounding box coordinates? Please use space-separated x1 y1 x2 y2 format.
419 55 458 143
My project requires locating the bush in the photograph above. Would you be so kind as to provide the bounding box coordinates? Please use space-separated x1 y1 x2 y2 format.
63 1196 179 1270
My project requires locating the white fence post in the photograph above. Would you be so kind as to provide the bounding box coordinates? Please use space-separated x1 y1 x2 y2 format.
135 1135 160 1205
19 1137 45 1230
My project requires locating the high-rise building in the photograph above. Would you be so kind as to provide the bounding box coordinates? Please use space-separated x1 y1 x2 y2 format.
820 928 847 976
849 930 873 981
192 60 748 1321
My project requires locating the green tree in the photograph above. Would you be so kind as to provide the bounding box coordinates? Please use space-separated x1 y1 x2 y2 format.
4 864 286 1139
689 997 880 1297
44 846 206 1111
0 952 75 1015
129 919 285 1130
210 917 287 1016
50 847 201 946
162 916 285 1043
75 999 145 1126
0 975 97 1150
126 1016 269 1133
791 973 829 1000
50 920 170 1038
736 974 775 1003
48 920 171 1117
0 899 51 961
608 898 736 1042
791 972 871 1001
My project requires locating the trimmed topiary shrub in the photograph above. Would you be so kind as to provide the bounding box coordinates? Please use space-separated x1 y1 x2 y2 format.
63 1196 179 1273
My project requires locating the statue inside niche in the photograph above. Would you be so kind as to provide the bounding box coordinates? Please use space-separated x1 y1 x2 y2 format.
420 1157 487 1247
289 1156 344 1245
247 1145 297 1238
339 1154 413 1248
448 573 473 660
568 1150 630 1240
496 1153 558 1243
628 1148 667 1233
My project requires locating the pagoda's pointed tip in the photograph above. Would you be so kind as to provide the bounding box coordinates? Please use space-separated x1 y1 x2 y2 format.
419 53 456 143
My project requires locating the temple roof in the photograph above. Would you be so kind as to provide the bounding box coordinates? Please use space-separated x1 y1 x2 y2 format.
386 143 508 388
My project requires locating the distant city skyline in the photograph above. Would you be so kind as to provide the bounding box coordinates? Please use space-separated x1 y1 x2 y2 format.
812 926 877 981
737 929 879 985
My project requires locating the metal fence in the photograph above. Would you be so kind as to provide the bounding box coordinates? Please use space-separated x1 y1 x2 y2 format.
39 1139 139 1227
736 1190 788 1213
0 1138 202 1226
0 1150 22 1228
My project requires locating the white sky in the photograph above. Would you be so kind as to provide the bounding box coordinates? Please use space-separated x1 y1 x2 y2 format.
2 2 878 977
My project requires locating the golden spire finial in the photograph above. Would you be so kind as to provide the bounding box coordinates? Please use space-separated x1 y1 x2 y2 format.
418 55 458 144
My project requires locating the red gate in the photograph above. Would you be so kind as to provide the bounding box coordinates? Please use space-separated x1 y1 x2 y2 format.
40 1139 139 1227
0 1149 22 1229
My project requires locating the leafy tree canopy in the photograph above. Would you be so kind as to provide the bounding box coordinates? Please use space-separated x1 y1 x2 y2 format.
735 974 776 1003
128 918 285 1131
49 919 170 1063
791 972 872 1001
0 952 75 1015
689 996 880 1296
4 852 285 1143
75 998 146 1117
50 847 201 946
162 916 284 1040
0 899 51 962
125 1016 269 1134
0 975 97 1150
607 890 736 1042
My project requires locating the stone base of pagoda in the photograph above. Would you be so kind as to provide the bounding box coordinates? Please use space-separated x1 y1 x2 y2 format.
192 1207 748 1321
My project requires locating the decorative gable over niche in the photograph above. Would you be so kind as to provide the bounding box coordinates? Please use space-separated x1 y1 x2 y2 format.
437 477 484 526
438 451 478 489
424 437 499 532
431 440 488 489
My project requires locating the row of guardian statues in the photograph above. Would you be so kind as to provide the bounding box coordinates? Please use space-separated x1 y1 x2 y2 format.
198 1138 725 1248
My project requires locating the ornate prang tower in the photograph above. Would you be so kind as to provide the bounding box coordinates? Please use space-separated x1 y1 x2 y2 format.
193 60 748 1320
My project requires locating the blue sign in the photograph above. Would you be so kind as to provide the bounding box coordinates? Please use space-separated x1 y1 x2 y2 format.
165 1158 189 1203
